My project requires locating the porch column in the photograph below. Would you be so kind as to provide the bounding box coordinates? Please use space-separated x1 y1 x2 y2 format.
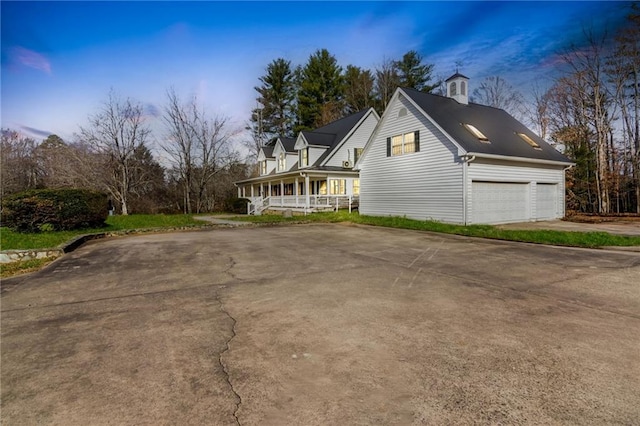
237 187 241 197
242 186 246 198
268 181 272 196
326 177 330 205
305 175 310 210
295 177 299 207
280 179 284 205
250 185 254 198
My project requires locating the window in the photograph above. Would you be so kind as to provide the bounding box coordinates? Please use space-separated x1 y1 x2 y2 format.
387 131 420 156
278 152 285 171
517 133 541 149
300 147 309 167
450 82 457 96
260 160 267 175
353 179 360 195
330 179 346 195
398 107 407 118
463 123 490 142
460 81 466 96
319 181 327 195
354 147 363 164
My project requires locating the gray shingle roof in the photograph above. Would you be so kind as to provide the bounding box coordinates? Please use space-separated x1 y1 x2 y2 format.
301 131 335 147
303 109 371 166
279 137 297 153
261 145 274 158
445 72 469 82
401 88 570 163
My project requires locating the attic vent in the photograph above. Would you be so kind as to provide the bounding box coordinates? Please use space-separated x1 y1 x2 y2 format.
398 107 407 118
517 133 542 150
463 123 490 143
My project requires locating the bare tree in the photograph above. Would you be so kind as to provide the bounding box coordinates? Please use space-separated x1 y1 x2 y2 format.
472 76 526 120
0 129 39 196
79 90 151 215
560 30 613 214
607 7 640 212
161 88 237 213
374 57 400 114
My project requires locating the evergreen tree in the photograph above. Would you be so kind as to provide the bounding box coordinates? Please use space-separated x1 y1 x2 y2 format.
396 50 439 93
343 65 375 114
297 49 344 130
251 58 296 140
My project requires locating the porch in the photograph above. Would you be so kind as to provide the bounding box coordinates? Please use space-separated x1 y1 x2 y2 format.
245 195 359 215
236 171 360 215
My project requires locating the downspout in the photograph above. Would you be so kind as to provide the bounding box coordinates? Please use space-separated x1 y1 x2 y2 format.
462 154 476 225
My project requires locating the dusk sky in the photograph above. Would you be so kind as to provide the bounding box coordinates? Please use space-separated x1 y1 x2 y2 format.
0 1 633 149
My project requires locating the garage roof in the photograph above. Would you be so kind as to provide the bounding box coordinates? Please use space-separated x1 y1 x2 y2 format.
401 87 571 164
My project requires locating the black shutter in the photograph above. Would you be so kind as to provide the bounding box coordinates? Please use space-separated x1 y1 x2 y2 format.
354 147 358 163
414 130 420 152
386 137 391 157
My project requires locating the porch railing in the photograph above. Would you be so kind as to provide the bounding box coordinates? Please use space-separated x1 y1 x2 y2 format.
247 195 359 215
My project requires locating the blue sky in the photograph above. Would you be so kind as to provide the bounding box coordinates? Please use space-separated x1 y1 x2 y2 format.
0 1 633 145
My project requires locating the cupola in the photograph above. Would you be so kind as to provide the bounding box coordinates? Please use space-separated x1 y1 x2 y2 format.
445 72 469 105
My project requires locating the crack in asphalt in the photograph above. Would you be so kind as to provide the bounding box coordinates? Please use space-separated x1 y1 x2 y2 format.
215 286 242 426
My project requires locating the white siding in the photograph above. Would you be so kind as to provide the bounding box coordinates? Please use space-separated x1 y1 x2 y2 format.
360 94 464 223
324 113 378 168
307 147 327 167
466 159 566 223
536 183 559 219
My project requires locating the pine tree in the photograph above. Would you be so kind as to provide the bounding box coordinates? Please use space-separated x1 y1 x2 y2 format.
297 49 344 131
251 58 296 140
396 50 439 93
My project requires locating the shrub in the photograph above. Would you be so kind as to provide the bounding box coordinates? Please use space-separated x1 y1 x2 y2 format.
225 197 251 214
1 189 109 232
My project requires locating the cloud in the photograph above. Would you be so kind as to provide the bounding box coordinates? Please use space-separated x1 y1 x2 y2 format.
144 103 161 118
11 46 51 74
19 125 53 139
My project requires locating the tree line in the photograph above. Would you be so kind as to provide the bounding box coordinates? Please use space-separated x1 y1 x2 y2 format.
245 49 440 159
1 90 250 215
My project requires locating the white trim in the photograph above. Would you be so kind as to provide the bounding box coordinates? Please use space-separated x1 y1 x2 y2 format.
465 152 574 167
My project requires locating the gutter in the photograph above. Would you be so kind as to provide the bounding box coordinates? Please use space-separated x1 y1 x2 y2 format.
465 152 574 167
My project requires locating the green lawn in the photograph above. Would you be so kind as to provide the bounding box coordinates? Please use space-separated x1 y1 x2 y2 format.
231 211 640 248
0 214 204 251
2 210 639 278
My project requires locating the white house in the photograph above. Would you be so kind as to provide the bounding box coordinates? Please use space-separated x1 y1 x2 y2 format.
356 73 573 225
236 108 379 214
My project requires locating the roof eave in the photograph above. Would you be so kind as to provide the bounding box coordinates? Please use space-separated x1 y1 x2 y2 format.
465 152 574 167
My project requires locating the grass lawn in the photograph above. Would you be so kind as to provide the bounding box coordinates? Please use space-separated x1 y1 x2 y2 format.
2 211 638 279
231 211 640 248
0 214 205 251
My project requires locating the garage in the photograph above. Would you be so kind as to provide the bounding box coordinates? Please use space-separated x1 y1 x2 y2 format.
536 183 558 219
472 181 529 224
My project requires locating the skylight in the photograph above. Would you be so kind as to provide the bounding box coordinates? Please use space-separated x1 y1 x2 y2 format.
463 124 490 142
517 133 541 149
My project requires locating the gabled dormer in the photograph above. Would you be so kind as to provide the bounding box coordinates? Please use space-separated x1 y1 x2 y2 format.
257 145 276 176
445 72 469 105
273 137 298 173
294 133 329 169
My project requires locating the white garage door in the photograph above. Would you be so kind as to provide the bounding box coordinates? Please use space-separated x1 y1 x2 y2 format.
472 182 529 224
536 184 558 219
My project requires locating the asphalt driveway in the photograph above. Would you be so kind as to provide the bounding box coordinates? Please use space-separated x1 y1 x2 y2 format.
2 224 639 424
